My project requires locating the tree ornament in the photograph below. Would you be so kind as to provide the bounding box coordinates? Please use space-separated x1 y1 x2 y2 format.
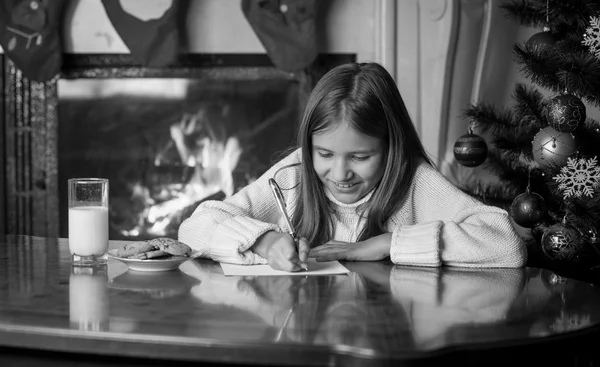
510 191 545 228
532 126 577 168
453 128 488 167
582 16 600 60
527 27 556 50
546 94 586 133
587 227 600 244
552 156 600 199
541 222 585 263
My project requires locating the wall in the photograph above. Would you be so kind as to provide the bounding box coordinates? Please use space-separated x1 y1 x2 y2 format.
0 0 493 167
62 0 379 60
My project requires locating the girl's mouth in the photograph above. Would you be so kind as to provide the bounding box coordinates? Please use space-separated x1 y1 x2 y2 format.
333 181 357 189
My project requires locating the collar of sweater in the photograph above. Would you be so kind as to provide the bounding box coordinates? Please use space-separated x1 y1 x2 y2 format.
324 187 374 214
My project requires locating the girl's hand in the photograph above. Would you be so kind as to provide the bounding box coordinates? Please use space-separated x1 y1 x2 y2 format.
309 233 392 262
252 231 309 272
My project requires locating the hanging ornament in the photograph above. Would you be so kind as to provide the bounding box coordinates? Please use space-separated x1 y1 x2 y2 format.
552 156 600 199
528 2 555 51
527 27 556 50
582 16 600 60
509 170 545 228
453 126 488 167
532 126 577 168
546 94 586 133
510 192 545 228
541 221 585 263
584 227 600 245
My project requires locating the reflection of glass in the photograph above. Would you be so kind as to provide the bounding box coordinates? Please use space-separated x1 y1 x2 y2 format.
68 178 109 266
69 266 109 331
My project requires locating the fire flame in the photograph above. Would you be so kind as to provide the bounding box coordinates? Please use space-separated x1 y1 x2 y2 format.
121 107 243 237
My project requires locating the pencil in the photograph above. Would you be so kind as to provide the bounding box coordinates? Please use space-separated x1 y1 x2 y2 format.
268 178 308 271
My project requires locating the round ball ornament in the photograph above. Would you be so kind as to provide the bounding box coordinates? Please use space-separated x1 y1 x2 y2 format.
453 133 488 167
509 192 545 228
547 94 586 133
526 30 556 50
532 126 577 168
541 223 585 263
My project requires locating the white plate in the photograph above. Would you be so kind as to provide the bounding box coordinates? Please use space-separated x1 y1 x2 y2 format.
108 249 194 272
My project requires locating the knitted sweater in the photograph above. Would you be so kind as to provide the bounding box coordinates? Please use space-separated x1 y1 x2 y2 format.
178 149 527 268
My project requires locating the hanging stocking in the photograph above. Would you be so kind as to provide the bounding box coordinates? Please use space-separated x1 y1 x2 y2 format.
101 0 182 67
242 0 319 72
0 0 68 82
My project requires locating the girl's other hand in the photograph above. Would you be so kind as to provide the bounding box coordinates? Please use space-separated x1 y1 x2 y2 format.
309 233 392 262
252 231 309 272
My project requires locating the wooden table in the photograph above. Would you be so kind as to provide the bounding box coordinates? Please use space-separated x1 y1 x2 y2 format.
1 235 600 366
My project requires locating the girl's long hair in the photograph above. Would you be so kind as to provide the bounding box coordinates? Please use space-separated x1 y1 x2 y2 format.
293 62 431 247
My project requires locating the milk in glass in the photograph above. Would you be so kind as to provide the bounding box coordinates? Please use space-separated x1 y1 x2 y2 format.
69 206 109 256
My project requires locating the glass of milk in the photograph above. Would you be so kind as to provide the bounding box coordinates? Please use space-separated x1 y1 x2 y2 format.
68 178 109 266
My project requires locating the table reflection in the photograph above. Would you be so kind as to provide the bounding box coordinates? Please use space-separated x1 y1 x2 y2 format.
69 266 109 331
1 235 600 365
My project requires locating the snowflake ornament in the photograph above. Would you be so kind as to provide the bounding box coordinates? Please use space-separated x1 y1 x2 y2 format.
553 157 600 199
583 16 600 59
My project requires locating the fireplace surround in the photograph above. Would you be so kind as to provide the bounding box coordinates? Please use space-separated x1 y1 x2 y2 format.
1 53 354 238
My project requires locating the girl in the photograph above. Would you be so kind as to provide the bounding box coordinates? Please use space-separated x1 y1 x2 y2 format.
178 62 527 272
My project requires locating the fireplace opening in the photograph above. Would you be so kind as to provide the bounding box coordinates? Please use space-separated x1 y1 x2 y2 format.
56 54 354 241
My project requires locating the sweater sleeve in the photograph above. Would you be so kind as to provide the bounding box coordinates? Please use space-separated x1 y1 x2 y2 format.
178 149 301 265
389 163 527 268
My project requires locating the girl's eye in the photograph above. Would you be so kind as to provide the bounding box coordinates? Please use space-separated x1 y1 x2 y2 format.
353 156 370 161
317 151 333 158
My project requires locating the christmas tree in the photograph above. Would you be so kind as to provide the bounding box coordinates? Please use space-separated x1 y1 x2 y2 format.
455 0 600 273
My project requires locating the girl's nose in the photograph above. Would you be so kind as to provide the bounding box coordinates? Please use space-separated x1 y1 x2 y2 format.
332 158 351 181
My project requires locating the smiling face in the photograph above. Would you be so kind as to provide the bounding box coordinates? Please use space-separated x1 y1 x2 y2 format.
312 121 385 204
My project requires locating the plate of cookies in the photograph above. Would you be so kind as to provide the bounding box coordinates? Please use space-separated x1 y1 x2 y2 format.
109 238 197 272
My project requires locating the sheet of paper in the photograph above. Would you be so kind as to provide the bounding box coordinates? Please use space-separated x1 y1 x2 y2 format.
220 258 350 277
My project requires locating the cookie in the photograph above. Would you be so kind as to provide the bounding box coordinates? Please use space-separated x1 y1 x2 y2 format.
147 237 192 257
128 249 169 260
116 241 156 258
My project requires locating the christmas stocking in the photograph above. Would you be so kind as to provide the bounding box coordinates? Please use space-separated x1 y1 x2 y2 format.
0 0 68 82
101 0 182 68
242 0 318 72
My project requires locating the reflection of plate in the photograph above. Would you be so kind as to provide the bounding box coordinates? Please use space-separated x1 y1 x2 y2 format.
108 249 194 272
109 270 200 298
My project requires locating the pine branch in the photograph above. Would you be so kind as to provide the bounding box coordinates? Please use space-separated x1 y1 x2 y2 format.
501 0 600 33
574 118 600 157
511 83 547 129
461 103 514 134
557 52 600 106
500 0 552 29
459 183 518 210
492 126 538 160
513 43 562 90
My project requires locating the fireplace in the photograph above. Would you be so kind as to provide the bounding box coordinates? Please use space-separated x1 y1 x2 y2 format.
1 54 354 239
